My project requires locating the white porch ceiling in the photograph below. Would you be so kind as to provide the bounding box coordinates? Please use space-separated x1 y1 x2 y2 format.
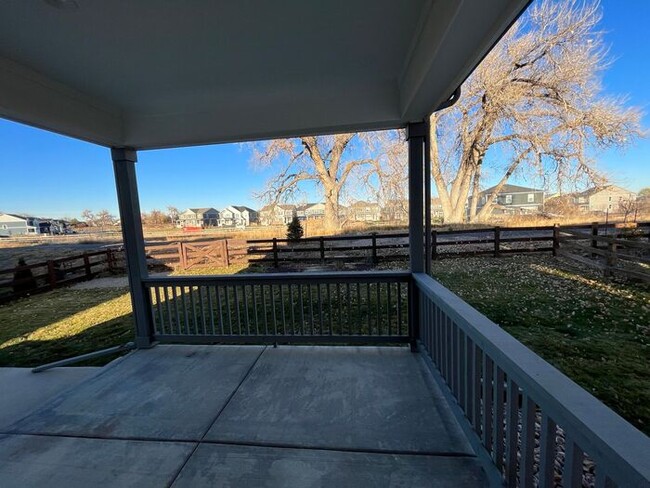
0 0 529 149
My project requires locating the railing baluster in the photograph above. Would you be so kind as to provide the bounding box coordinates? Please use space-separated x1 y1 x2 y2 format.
520 394 536 487
397 282 402 335
473 345 482 433
327 283 333 335
318 283 323 334
452 321 458 397
505 378 519 487
252 284 259 335
260 285 269 335
563 436 584 488
366 282 371 335
198 286 207 334
465 336 474 419
240 285 248 335
493 366 505 472
337 282 342 335
216 285 225 335
181 286 190 334
154 287 164 335
234 285 242 335
289 284 295 335
271 284 277 335
207 285 215 335
386 282 392 336
459 329 466 411
482 354 494 454
299 284 305 335
225 285 233 334
356 282 362 335
190 285 198 334
538 412 557 488
164 286 173 335
309 284 314 335
280 283 287 335
376 281 381 335
346 282 352 335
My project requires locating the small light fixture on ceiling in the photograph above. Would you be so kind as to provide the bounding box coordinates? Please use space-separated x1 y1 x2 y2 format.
44 0 80 11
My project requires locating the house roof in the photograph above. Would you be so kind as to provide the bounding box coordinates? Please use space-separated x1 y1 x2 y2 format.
0 1 529 149
574 185 635 198
231 206 257 213
479 184 543 195
260 204 296 212
183 208 217 215
296 203 323 211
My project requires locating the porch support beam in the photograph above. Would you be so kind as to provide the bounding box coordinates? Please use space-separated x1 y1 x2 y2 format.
424 119 432 274
111 147 154 348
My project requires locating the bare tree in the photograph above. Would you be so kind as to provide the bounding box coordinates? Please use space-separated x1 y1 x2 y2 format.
618 197 638 223
250 134 389 230
81 209 95 226
166 206 180 224
142 209 169 227
430 0 644 223
95 210 116 231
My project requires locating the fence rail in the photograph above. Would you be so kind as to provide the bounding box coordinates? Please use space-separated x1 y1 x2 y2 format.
413 273 650 487
558 224 650 282
0 249 117 303
143 271 412 344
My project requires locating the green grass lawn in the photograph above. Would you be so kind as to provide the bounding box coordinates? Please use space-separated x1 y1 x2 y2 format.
430 254 650 435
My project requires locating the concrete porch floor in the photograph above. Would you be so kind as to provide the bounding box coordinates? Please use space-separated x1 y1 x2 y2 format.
0 345 488 487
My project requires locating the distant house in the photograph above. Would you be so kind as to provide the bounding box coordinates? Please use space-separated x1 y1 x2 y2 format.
473 184 545 215
177 208 219 228
296 202 326 220
572 185 637 213
259 204 296 226
219 206 259 227
349 201 381 222
381 199 408 222
0 213 41 236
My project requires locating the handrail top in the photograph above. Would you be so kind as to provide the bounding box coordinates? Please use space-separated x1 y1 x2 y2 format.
412 272 650 483
143 270 412 285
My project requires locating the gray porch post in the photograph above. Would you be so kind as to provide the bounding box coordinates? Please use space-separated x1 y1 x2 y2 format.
407 121 426 351
407 121 426 273
111 148 154 348
424 119 432 274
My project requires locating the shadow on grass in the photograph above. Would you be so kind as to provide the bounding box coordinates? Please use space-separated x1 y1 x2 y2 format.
0 309 133 368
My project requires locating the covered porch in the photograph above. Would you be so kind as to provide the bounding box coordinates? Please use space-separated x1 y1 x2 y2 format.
1 345 485 487
0 0 648 486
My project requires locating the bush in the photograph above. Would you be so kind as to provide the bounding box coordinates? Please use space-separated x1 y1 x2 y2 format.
286 217 304 241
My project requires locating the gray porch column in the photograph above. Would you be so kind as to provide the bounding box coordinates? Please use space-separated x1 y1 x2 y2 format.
406 121 426 352
111 148 154 348
407 121 426 273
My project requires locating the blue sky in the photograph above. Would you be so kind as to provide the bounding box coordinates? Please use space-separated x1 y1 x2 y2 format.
0 0 648 219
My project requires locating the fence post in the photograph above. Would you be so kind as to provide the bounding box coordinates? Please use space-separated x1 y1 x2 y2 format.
179 241 187 269
552 224 560 256
106 250 115 273
47 260 57 289
371 232 378 265
83 252 91 277
591 221 599 257
222 239 230 267
494 226 501 257
606 241 617 278
432 230 438 261
272 238 279 268
319 237 325 264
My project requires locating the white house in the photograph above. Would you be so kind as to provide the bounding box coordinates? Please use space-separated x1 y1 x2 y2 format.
177 208 219 228
259 204 296 226
573 185 637 213
0 213 41 236
219 206 259 227
296 202 326 220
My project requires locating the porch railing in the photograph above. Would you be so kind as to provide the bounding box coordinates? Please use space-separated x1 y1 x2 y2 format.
413 273 650 488
143 272 411 344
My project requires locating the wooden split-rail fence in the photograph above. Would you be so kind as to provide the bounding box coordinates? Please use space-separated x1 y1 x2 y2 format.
0 249 119 304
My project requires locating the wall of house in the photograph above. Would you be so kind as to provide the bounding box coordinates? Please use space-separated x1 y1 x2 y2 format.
589 189 636 212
